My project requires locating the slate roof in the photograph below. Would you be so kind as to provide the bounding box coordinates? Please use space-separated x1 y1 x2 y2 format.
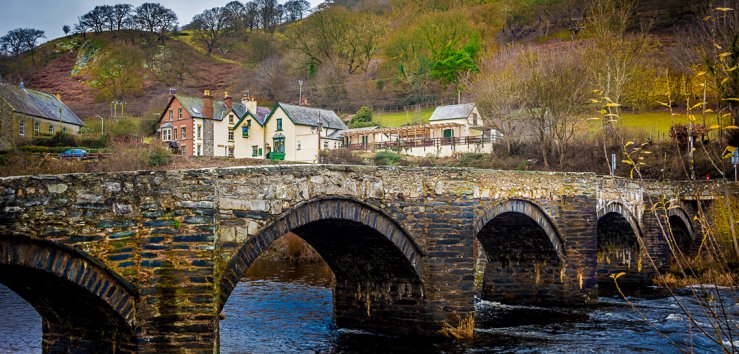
233 106 272 128
0 82 84 126
173 95 230 121
278 103 347 130
253 106 271 125
429 103 476 122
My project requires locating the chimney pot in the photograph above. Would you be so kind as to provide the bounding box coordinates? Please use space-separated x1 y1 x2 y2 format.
224 91 233 109
55 93 61 101
202 89 214 118
241 94 257 115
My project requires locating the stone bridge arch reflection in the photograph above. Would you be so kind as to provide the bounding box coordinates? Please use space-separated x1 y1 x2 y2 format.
474 199 567 305
217 197 426 336
0 236 137 353
596 203 645 286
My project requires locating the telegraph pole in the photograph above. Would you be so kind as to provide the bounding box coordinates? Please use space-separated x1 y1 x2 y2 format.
298 80 303 105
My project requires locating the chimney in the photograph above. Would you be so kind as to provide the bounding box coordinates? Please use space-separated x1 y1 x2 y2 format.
168 87 177 96
202 90 213 118
241 94 257 115
55 93 62 102
224 91 233 109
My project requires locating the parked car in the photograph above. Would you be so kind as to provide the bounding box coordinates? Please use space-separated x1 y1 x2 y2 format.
59 148 88 159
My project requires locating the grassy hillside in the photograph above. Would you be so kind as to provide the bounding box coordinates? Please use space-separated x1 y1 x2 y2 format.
0 0 704 121
0 31 245 118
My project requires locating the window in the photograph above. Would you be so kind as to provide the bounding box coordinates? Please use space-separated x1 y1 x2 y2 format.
197 144 202 156
324 141 329 149
49 124 54 134
19 120 25 136
252 145 258 157
174 128 178 140
62 127 67 133
228 147 234 158
361 135 368 146
259 148 263 156
181 127 186 139
34 121 40 133
228 129 234 141
162 128 172 141
247 119 251 127
297 140 301 150
242 126 249 138
472 113 479 126
169 110 173 120
178 108 183 119
181 144 186 156
274 138 285 153
276 118 282 131
229 114 234 124
197 125 202 139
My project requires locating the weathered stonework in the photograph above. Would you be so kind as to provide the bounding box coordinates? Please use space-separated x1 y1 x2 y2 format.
0 165 732 353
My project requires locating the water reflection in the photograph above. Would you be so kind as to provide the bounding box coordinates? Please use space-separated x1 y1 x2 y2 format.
0 283 41 354
0 260 735 353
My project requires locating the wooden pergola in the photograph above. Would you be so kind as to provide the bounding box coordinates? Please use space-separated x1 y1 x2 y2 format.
342 122 463 139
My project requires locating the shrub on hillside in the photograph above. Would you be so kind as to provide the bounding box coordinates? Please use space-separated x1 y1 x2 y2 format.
28 132 77 147
669 123 707 151
320 148 364 165
141 143 173 167
374 151 403 166
348 120 376 129
352 106 373 124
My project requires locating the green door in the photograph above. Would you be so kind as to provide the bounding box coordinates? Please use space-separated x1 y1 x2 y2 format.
443 129 454 138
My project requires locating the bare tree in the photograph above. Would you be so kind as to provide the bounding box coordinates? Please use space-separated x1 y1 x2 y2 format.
224 1 247 30
191 7 233 56
257 0 279 32
284 0 311 21
78 7 108 33
244 1 260 31
0 28 45 64
112 4 134 31
467 46 527 155
521 48 588 168
133 3 178 41
256 56 288 99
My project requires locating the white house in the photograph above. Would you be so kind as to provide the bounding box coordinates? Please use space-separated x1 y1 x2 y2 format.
262 103 347 162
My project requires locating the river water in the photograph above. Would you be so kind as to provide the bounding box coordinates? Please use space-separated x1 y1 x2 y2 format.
1 259 736 353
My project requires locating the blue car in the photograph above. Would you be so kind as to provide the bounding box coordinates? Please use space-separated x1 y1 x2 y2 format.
59 148 88 159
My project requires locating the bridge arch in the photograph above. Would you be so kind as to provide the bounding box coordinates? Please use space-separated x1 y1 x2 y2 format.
473 199 566 304
667 207 696 256
0 236 137 353
218 197 425 333
596 202 644 285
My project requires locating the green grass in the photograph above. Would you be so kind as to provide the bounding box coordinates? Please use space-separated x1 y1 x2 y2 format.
372 107 435 127
587 111 732 141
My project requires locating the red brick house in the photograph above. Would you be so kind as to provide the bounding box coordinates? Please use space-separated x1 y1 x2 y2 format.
158 90 250 157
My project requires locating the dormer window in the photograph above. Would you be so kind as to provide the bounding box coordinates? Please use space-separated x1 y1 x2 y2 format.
276 118 283 131
242 126 249 138
229 114 234 124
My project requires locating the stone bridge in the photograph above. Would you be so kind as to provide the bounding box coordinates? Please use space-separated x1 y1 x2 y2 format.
0 165 731 353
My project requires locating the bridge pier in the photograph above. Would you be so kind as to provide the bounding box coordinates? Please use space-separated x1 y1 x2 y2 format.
0 166 728 353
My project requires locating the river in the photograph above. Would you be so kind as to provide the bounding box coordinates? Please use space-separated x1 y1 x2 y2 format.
1 259 736 353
